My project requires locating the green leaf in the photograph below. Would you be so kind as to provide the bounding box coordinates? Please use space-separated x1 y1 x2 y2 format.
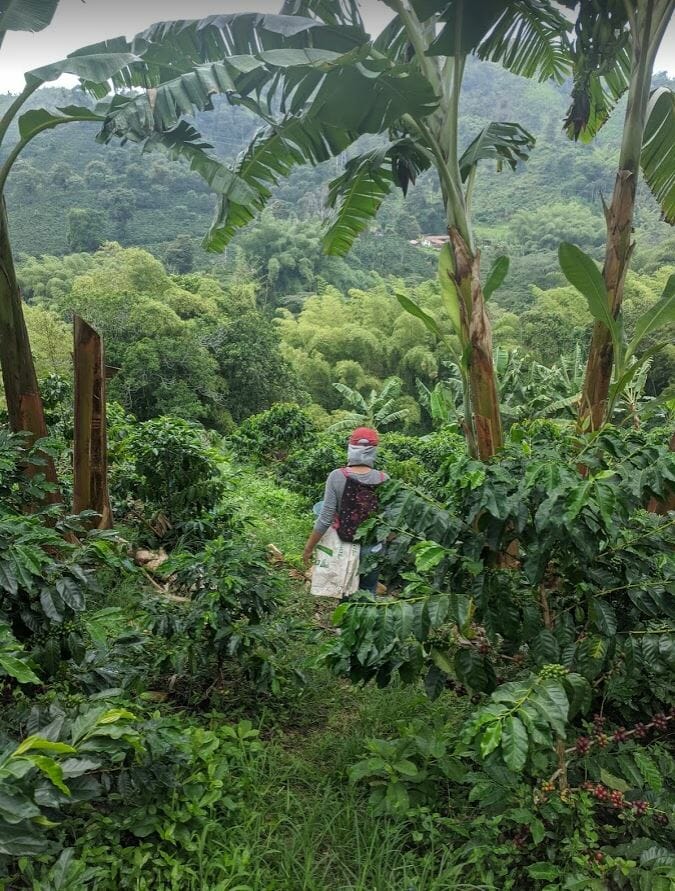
430 647 453 675
626 274 675 357
26 756 70 796
324 148 393 256
480 720 502 757
501 715 528 771
413 541 447 571
599 769 629 793
55 576 85 612
484 255 510 301
0 790 40 823
14 737 76 757
634 752 663 792
641 88 675 224
17 106 103 141
0 0 58 35
533 679 569 737
39 589 63 622
0 653 40 685
396 293 443 339
589 600 617 637
527 863 560 881
393 759 419 777
558 243 617 342
459 123 534 182
26 49 141 89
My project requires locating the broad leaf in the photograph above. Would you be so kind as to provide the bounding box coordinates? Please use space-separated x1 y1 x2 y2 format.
396 293 443 339
558 243 618 342
0 653 40 685
17 106 103 142
429 0 571 82
206 115 355 251
459 122 535 181
642 88 675 224
484 256 509 301
26 48 140 89
0 0 58 35
627 274 675 358
501 715 528 771
324 149 393 256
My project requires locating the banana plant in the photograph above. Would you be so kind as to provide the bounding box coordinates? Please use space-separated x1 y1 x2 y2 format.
560 242 675 421
64 2 571 461
328 377 410 432
0 5 143 498
557 0 675 430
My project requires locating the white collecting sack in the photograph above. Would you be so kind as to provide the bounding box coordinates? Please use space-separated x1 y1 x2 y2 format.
310 526 360 599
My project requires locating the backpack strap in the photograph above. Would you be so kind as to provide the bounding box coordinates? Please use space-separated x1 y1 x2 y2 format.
340 467 351 478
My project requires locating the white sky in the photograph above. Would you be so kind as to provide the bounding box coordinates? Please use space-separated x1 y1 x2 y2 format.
0 0 673 93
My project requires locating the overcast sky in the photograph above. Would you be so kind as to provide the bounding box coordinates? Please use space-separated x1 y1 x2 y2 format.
1 0 673 93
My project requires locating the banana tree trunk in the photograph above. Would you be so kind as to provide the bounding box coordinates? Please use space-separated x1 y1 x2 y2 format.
0 196 61 501
449 227 503 460
73 316 113 528
579 4 656 430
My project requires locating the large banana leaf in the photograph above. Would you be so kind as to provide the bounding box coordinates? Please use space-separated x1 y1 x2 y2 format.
280 0 364 29
427 0 571 82
205 115 355 251
641 88 675 225
135 13 365 65
0 0 58 35
135 120 258 206
324 149 393 256
25 44 140 89
324 138 431 256
459 122 535 181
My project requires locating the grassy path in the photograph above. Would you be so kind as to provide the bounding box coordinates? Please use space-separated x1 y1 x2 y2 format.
206 468 469 891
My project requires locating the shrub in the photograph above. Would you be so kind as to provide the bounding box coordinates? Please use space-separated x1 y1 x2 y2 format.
109 415 226 545
230 403 316 463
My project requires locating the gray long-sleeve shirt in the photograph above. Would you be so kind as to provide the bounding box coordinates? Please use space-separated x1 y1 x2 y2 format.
313 468 389 535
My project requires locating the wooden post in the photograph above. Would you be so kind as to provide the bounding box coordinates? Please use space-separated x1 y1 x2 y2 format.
72 316 112 528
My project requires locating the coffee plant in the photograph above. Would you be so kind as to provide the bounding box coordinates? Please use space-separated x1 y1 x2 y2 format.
330 424 674 886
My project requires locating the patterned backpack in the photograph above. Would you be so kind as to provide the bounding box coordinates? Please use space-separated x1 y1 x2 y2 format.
335 468 385 542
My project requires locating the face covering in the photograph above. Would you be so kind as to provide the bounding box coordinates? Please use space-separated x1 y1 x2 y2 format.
347 444 378 467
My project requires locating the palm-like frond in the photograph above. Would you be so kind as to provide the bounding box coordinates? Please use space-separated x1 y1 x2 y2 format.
428 0 571 82
207 114 356 251
641 88 675 225
459 122 535 181
324 138 430 256
280 0 364 30
333 382 370 414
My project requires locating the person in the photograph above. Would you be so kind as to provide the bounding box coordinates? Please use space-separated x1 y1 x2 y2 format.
302 427 389 594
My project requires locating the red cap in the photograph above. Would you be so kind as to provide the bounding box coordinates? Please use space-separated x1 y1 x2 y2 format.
349 427 379 446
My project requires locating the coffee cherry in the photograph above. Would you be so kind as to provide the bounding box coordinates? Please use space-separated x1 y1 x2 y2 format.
592 784 609 801
541 781 555 793
632 800 648 816
575 735 592 755
633 722 648 739
595 732 608 748
609 790 625 809
654 813 669 827
592 850 604 863
613 727 628 743
593 713 605 729
652 713 668 732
